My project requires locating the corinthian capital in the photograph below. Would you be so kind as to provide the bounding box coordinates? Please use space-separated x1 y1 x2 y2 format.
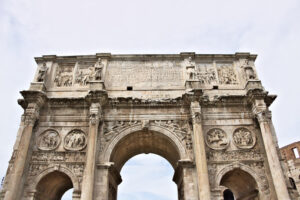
190 101 202 124
256 110 272 123
21 103 40 126
89 103 102 125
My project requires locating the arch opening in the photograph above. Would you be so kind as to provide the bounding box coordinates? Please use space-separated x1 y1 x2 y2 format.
110 130 181 172
35 171 73 200
107 130 185 200
117 154 177 200
220 169 259 200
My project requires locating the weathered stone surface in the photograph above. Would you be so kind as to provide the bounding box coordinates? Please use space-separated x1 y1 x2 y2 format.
0 52 297 200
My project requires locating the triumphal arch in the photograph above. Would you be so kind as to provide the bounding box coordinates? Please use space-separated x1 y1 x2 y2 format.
0 52 298 200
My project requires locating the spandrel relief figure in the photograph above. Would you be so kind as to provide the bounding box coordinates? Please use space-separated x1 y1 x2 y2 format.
37 130 60 151
206 128 229 150
218 65 237 84
36 63 48 82
233 127 256 149
64 130 87 151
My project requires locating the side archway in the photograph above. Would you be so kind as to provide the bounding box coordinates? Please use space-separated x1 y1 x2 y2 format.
29 165 80 200
216 163 267 200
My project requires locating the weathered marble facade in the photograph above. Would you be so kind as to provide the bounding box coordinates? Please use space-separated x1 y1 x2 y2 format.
0 52 298 200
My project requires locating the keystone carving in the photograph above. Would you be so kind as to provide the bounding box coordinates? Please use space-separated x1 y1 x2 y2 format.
233 127 256 149
64 130 87 151
205 128 229 150
37 130 60 151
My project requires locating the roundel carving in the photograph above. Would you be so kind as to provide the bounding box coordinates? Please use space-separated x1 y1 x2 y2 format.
233 127 256 149
37 129 60 151
64 129 87 151
205 128 229 150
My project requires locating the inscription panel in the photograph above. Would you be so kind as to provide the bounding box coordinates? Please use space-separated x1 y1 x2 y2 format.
105 60 185 90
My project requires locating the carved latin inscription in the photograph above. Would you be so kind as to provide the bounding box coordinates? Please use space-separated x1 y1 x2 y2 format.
206 128 229 150
37 130 60 151
233 127 256 149
105 61 184 89
64 130 87 151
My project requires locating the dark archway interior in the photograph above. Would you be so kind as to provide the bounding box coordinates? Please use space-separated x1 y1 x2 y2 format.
220 169 258 200
35 171 73 200
289 177 297 190
110 130 181 172
223 188 235 200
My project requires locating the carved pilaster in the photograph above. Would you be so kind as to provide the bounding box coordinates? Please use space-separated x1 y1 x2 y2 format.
81 91 106 200
4 91 46 200
188 98 211 200
249 93 291 200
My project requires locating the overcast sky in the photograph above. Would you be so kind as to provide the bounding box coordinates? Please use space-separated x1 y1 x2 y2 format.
1 0 299 199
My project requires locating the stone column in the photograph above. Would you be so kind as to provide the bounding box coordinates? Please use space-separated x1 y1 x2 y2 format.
81 103 102 200
190 101 211 200
252 99 291 200
173 160 198 200
4 99 43 200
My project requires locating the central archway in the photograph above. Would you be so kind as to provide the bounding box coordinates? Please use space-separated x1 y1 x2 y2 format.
98 125 198 200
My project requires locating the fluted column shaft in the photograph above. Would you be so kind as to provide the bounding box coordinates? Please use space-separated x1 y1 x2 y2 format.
81 103 101 200
190 101 211 200
4 103 40 200
253 99 290 200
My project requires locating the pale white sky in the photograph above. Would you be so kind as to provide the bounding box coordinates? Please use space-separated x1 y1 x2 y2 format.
1 0 300 199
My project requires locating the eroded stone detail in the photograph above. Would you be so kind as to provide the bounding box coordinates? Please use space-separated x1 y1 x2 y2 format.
31 151 86 162
233 127 256 149
217 64 238 84
75 66 94 86
207 149 263 161
205 128 229 150
54 64 74 87
241 59 256 80
64 130 87 151
36 63 48 82
37 129 60 151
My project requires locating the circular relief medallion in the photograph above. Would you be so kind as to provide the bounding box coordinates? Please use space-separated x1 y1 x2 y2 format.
233 127 256 149
37 129 60 151
205 128 229 150
64 129 87 151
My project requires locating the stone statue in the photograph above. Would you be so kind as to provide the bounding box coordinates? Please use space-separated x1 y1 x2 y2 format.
94 58 103 81
242 60 256 80
36 63 48 82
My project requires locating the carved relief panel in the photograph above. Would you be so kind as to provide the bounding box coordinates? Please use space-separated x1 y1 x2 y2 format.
232 127 256 149
194 63 217 85
64 129 87 151
54 63 74 87
205 128 229 150
37 129 60 151
217 64 238 85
